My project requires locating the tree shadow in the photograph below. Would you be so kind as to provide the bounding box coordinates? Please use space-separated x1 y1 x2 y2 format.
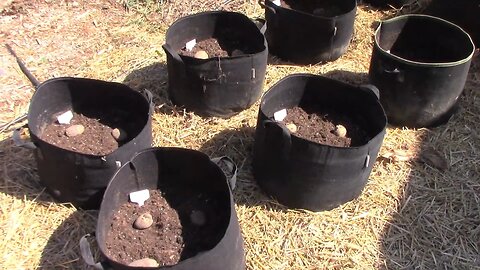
379 53 480 268
0 132 55 204
38 210 99 269
324 69 369 85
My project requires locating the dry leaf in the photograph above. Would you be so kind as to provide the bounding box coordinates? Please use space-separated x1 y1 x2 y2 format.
419 147 449 172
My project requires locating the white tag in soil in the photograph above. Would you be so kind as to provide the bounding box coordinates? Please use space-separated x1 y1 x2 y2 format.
272 0 281 6
129 189 150 206
57 110 73 124
185 39 196 51
274 109 287 121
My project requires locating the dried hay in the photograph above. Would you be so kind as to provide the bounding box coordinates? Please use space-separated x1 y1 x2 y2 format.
1 0 479 269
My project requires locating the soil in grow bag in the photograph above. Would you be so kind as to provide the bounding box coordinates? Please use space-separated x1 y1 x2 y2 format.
278 0 344 17
179 34 257 58
105 188 224 267
282 106 369 147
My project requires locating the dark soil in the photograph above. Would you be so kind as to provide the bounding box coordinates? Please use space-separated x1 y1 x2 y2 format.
180 33 254 58
40 112 119 155
105 188 225 266
105 189 183 266
280 0 344 17
283 106 369 147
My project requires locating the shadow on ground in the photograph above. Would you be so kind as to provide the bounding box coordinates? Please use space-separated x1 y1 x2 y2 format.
38 210 99 269
0 133 55 204
379 55 480 268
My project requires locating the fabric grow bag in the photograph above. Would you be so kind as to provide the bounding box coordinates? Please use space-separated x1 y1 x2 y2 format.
162 11 268 118
252 74 387 211
81 147 244 270
26 77 153 209
368 14 475 127
261 0 356 64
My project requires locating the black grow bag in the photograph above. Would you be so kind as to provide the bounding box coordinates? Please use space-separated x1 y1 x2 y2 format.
369 14 475 127
81 147 244 270
253 74 387 211
162 11 268 118
26 77 153 209
262 0 356 64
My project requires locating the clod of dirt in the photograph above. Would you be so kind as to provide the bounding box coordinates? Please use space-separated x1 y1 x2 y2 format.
133 212 154 230
111 128 127 141
190 210 206 226
128 258 159 267
286 123 297 133
65 124 85 137
194 50 209 59
334 125 347 137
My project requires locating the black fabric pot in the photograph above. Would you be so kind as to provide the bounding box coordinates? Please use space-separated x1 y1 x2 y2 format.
362 0 409 8
162 11 268 118
27 77 153 209
81 147 244 270
368 15 475 127
262 0 356 64
423 0 480 47
252 74 387 211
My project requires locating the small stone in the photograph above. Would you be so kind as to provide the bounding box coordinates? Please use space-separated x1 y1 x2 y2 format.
286 123 297 133
334 125 347 137
133 213 153 230
111 128 127 141
190 210 206 226
194 50 209 59
65 124 85 137
128 258 159 267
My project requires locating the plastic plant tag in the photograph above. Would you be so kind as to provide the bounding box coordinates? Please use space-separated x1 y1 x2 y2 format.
274 109 287 121
186 39 196 51
129 189 150 206
57 110 73 124
272 0 281 6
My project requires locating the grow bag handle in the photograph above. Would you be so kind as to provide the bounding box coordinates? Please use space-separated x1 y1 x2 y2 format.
80 233 110 270
358 84 380 100
211 156 238 191
162 43 184 64
258 0 276 15
12 126 36 150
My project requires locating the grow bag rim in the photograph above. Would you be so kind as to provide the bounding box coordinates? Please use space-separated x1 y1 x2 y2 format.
27 76 153 158
374 14 475 67
260 73 387 150
98 146 235 269
165 10 267 58
264 0 358 19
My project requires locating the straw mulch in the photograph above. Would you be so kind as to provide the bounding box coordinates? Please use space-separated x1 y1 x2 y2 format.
1 0 479 269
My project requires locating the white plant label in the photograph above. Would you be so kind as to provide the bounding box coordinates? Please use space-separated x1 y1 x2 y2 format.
129 189 150 206
272 0 281 6
57 110 73 124
185 39 196 51
274 109 287 121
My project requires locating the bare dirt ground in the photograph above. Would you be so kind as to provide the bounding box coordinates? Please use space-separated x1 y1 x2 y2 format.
1 0 479 269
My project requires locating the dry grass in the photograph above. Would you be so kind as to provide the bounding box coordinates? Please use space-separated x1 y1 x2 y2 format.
1 0 479 269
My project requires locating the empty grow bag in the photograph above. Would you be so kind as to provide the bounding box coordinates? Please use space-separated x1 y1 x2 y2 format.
25 77 153 209
261 0 356 64
162 11 268 118
80 147 244 270
252 74 387 211
369 14 475 127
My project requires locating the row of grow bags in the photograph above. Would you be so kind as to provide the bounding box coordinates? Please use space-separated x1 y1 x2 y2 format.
15 5 475 269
